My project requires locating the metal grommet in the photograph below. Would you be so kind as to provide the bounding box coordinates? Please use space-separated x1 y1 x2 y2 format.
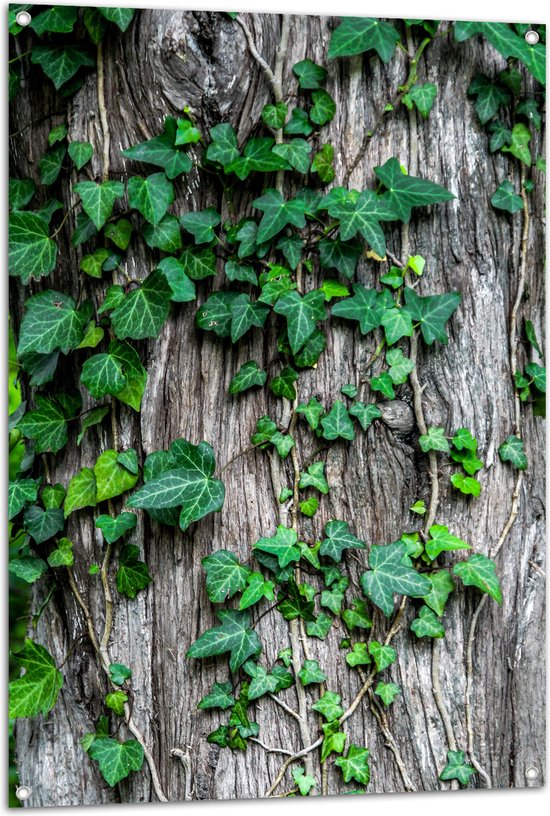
525 766 540 781
525 30 540 45
15 10 32 26
15 785 32 802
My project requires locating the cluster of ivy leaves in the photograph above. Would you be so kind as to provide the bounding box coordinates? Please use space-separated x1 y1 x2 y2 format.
8 9 544 795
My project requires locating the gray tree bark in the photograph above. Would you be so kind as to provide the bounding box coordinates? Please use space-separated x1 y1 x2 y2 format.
10 10 545 806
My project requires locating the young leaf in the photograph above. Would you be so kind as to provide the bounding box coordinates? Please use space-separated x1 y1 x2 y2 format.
123 117 192 178
346 642 371 667
451 473 481 496
335 745 370 785
328 17 400 62
292 767 316 796
349 402 381 431
498 435 528 470
423 570 455 616
320 519 365 562
239 572 275 610
491 180 523 213
187 609 262 672
64 467 97 517
105 690 128 716
321 722 346 762
453 554 502 603
73 180 124 230
9 639 63 718
439 750 475 786
270 366 298 400
411 605 445 638
425 525 470 560
361 541 431 616
116 544 152 599
253 525 300 568
202 550 250 603
273 289 325 353
109 663 132 686
368 641 396 672
311 690 344 721
9 212 58 284
229 361 267 394
94 450 139 503
300 497 319 517
419 427 450 454
299 461 329 494
502 123 532 165
88 739 144 787
47 538 74 568
298 659 328 686
374 681 401 707
403 82 437 118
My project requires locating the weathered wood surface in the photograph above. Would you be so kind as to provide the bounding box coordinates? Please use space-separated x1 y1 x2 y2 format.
10 11 545 806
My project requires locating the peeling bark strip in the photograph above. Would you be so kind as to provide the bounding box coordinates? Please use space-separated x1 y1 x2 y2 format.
9 9 545 806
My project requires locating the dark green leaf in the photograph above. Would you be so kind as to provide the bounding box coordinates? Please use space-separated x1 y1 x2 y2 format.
374 157 455 222
361 541 431 616
97 7 135 31
116 544 152 599
31 46 95 90
491 180 523 213
261 101 288 129
226 138 288 180
68 140 93 170
299 461 329 494
320 519 365 562
181 208 221 244
128 173 174 225
229 361 267 394
329 17 400 62
273 289 325 353
349 401 382 431
9 212 58 284
111 269 171 340
467 74 509 124
293 58 327 88
453 554 502 603
206 123 239 167
123 117 192 179
73 180 124 230
331 284 384 334
284 107 314 136
96 512 137 544
498 435 528 469
30 6 78 35
272 139 312 173
109 663 132 686
9 556 48 584
253 189 307 243
320 401 355 441
142 215 182 252
306 612 333 639
88 739 144 787
9 178 36 211
8 478 39 520
310 89 336 126
319 237 362 279
270 366 298 400
24 506 64 544
254 525 300 568
9 639 63 718
203 550 250 603
187 609 262 672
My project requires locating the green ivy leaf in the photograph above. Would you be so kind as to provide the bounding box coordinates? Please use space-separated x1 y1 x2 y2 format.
502 123 532 165
68 140 93 170
331 284 384 334
175 118 201 145
181 208 221 244
128 173 174 225
272 139 312 173
97 7 135 31
419 427 449 454
229 361 267 395
206 123 240 167
491 180 524 215
47 537 74 568
88 738 144 787
319 237 362 279
94 450 139 503
323 190 393 257
453 554 502 603
9 212 58 284
386 348 415 384
30 6 78 35
24 506 64 544
349 402 381 431
105 690 128 717
423 570 455 616
261 101 288 129
310 89 336 126
368 641 396 671
18 291 91 355
293 58 327 89
320 401 355 441
467 74 509 124
123 117 192 178
254 525 300 568
39 144 66 186
9 178 36 211
9 557 48 584
311 143 336 183
239 572 275 610
411 605 445 638
41 483 66 510
361 541 431 615
17 393 81 454
142 215 182 252
300 497 319 517
328 17 400 62
230 294 270 343
312 690 344 721
498 435 528 469
374 681 401 707
284 107 314 136
106 340 147 412
270 366 298 400
110 269 171 340
375 157 455 222
225 260 258 286
95 512 137 544
425 524 470 560
404 287 461 345
371 372 395 399
296 397 325 430
451 473 481 496
335 745 370 785
203 550 250 603
226 137 288 179
157 258 196 303
187 609 262 672
9 639 63 718
104 218 133 250
109 663 132 686
198 681 235 710
403 82 437 118
243 661 279 700
273 290 325 353
81 353 127 399
74 180 124 230
292 766 316 795
64 467 97 517
456 22 545 86
127 439 225 531
439 750 476 786
321 722 346 762
306 612 333 639
299 461 329 494
116 544 152 599
31 46 95 90
320 519 365 562
250 415 295 459
346 642 371 667
8 479 39 520
180 246 217 281
298 659 327 686
253 189 307 243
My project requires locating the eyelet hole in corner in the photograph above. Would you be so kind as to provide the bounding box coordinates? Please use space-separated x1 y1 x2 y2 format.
525 766 540 781
15 10 32 26
525 30 540 45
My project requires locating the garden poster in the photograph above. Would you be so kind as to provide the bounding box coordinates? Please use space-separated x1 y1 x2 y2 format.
7 2 546 808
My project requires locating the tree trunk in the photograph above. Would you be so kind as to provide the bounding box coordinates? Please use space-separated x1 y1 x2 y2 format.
10 9 545 806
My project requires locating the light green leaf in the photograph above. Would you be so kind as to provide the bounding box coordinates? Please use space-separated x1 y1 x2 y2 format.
349 401 382 431
110 269 171 340
423 570 455 616
425 525 470 560
299 461 329 494
187 609 262 672
64 467 97 517
105 690 128 716
320 519 365 562
311 690 344 721
310 89 336 126
96 512 137 544
31 46 95 90
88 738 144 787
451 473 481 497
329 17 400 62
94 450 139 503
321 401 355 441
109 663 132 686
175 118 201 145
375 157 455 222
127 173 174 225
411 605 445 638
370 372 395 399
403 82 437 118
306 612 333 639
296 397 325 430
9 639 63 718
254 525 300 568
298 659 327 686
47 537 74 568
419 427 450 454
386 348 415 384
9 556 48 584
346 642 371 667
321 722 346 762
368 641 396 672
293 59 327 89
498 435 528 470
272 139 312 173
439 750 476 786
374 681 401 706
157 257 196 303
335 745 370 785
8 479 39 520
453 554 502 603
253 189 307 243
361 541 431 616
239 572 275 610
202 550 250 603
68 140 93 170
104 218 133 250
311 143 336 183
229 361 267 395
9 212 58 284
292 766 316 796
502 123 532 165
116 544 152 598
